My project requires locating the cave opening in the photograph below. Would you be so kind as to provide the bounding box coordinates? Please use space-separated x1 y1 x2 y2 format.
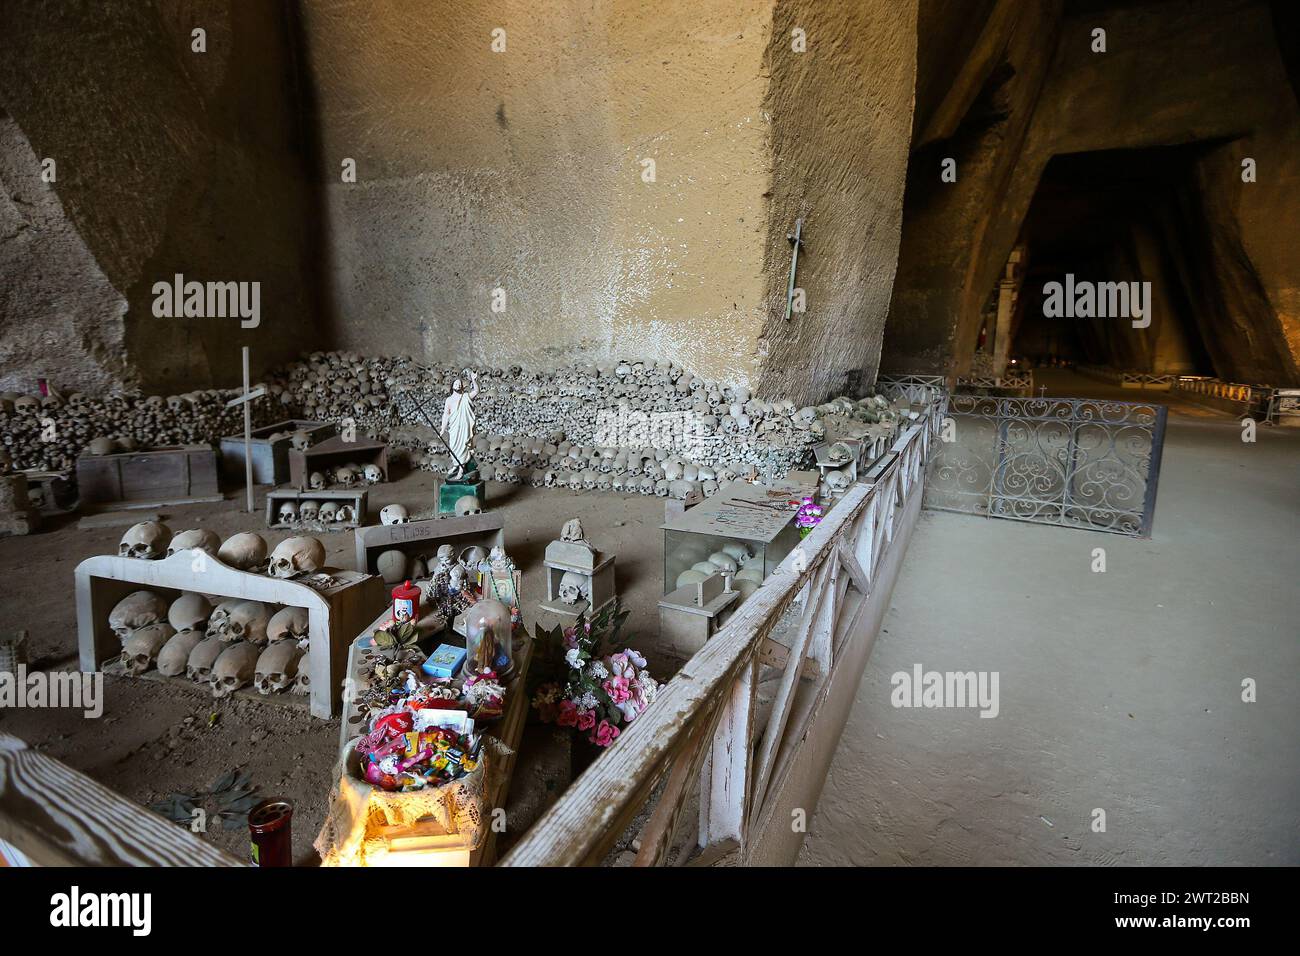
1001 144 1224 376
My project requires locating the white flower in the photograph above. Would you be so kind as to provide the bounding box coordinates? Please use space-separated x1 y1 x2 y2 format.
587 661 609 680
625 648 648 669
564 647 582 668
578 692 598 710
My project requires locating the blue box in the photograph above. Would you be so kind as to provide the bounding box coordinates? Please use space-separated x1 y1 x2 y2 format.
421 643 466 679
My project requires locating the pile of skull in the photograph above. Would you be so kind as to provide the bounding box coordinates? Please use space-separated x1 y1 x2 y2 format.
672 541 766 605
263 352 901 485
112 521 336 695
109 587 312 699
0 386 286 472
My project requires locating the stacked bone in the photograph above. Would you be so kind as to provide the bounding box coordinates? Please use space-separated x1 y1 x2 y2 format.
0 387 286 472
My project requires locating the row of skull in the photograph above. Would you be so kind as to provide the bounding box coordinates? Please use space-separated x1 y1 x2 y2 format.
306 463 384 490
119 521 328 579
277 499 357 525
109 588 310 697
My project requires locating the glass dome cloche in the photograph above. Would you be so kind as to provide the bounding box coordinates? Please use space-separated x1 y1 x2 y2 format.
464 598 514 679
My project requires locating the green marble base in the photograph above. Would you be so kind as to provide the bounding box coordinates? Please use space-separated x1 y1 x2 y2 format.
438 478 485 514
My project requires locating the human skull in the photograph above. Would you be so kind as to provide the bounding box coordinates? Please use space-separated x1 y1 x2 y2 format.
702 479 719 498
119 521 172 559
638 476 656 495
167 592 212 633
120 622 175 677
318 500 340 523
167 528 221 557
308 471 326 490
335 466 358 489
205 599 241 639
455 495 482 516
827 441 853 465
363 463 383 485
278 501 299 525
210 641 260 698
87 436 117 456
825 469 852 494
376 549 408 585
557 571 589 606
268 536 326 579
668 479 696 500
218 532 268 570
109 590 169 643
792 406 818 429
225 600 272 645
267 606 309 644
298 500 320 523
157 629 204 677
186 635 226 683
335 504 355 523
708 552 739 573
292 650 312 695
380 504 409 525
254 641 304 695
655 479 669 497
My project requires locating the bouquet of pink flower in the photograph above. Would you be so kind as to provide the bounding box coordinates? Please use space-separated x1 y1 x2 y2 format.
532 604 660 747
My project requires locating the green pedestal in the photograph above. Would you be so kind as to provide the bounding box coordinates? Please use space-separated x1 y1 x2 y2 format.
439 477 485 515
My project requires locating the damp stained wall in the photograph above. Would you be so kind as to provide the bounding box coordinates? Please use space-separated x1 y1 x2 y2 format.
0 0 324 394
300 0 776 388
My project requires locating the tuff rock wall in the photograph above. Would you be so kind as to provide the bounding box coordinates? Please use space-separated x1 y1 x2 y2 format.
0 0 326 394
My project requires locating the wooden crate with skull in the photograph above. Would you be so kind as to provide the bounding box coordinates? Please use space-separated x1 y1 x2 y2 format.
76 546 384 719
538 519 616 620
220 419 334 485
288 435 390 489
353 511 505 579
265 488 368 530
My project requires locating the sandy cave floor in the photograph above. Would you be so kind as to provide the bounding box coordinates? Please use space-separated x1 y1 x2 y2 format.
0 471 685 864
799 375 1300 866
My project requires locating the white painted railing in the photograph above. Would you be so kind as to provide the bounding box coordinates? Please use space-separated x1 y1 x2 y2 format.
501 400 941 866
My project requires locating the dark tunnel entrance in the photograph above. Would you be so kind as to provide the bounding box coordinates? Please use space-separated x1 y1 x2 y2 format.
1003 144 1220 376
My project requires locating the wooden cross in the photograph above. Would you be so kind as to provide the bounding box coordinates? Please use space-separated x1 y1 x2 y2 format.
224 346 266 513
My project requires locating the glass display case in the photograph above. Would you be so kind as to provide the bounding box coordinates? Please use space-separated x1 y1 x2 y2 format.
661 483 800 593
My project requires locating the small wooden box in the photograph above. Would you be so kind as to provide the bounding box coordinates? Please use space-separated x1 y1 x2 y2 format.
221 419 333 485
353 512 505 575
289 436 390 489
266 488 369 530
76 445 220 507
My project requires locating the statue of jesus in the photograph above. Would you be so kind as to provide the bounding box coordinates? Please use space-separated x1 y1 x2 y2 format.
440 369 478 481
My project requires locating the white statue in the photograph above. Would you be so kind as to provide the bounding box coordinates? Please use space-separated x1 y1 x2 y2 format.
440 369 479 481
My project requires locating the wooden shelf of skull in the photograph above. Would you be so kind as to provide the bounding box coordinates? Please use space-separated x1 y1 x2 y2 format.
220 419 334 485
266 488 368 530
288 435 389 489
354 511 504 577
77 549 385 719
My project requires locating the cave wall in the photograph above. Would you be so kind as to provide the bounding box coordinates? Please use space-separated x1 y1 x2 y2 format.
0 111 127 394
300 0 776 388
754 0 918 403
0 0 324 394
883 0 1300 385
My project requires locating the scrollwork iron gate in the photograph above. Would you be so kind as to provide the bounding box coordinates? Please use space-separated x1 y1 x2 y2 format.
926 395 1167 536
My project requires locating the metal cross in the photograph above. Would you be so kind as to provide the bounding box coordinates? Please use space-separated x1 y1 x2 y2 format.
784 218 805 322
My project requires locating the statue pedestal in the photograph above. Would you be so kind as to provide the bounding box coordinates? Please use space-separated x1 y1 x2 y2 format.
437 476 485 515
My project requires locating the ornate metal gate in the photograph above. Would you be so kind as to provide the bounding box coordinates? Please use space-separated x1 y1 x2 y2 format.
926 395 1168 536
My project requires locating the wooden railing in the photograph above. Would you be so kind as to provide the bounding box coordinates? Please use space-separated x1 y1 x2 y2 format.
0 733 242 866
502 400 940 866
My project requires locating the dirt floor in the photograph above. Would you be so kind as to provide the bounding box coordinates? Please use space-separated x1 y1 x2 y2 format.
799 374 1300 866
0 471 684 864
